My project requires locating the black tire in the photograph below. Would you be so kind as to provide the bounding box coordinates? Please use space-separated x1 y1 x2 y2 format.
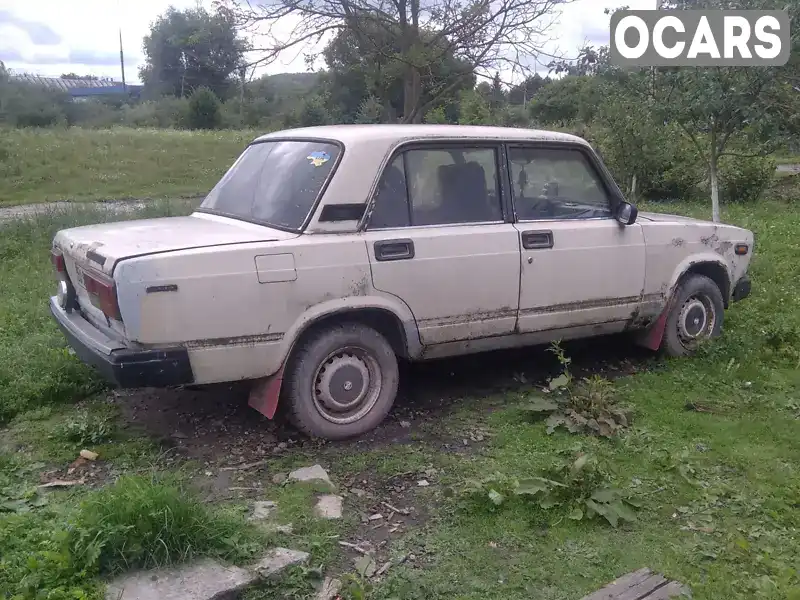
661 274 725 357
283 322 399 440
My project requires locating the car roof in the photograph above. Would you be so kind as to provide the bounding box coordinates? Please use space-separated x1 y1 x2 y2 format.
253 124 590 147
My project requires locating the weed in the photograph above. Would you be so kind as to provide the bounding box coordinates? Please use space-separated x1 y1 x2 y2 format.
517 454 640 527
243 564 324 599
59 411 115 446
340 573 374 600
461 454 639 528
524 344 632 437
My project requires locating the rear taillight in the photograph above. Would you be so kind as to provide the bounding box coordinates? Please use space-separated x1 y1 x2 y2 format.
84 272 122 321
51 249 66 274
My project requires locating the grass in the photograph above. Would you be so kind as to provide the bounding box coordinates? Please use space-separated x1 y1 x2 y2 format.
1 186 798 598
0 201 193 422
0 474 265 600
0 127 255 205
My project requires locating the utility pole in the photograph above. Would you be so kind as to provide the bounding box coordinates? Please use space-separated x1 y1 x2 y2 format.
117 0 126 92
119 28 127 92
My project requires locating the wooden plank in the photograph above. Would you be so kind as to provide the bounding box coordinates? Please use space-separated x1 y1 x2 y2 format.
581 569 654 600
615 575 668 600
581 569 690 600
641 580 692 599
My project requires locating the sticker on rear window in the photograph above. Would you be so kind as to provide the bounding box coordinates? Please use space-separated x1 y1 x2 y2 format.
307 151 331 167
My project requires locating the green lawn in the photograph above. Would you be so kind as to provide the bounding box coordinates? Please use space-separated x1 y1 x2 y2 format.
0 198 798 599
0 127 255 206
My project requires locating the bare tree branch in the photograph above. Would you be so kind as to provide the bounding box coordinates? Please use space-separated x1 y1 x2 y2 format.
222 0 573 120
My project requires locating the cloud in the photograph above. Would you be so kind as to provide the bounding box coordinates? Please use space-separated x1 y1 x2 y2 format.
0 9 61 45
0 47 25 62
68 48 138 67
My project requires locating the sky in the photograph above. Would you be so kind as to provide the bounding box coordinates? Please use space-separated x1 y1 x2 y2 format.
0 0 655 84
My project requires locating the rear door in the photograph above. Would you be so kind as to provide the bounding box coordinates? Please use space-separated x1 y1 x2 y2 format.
362 143 521 345
507 144 646 333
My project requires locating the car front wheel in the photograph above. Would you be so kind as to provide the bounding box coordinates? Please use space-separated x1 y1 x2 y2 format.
661 274 725 357
284 322 399 440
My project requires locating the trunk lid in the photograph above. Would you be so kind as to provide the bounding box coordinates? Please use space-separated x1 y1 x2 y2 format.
53 212 297 277
53 212 297 337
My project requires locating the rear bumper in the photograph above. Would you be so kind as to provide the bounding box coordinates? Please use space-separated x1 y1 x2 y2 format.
49 297 194 388
732 276 751 303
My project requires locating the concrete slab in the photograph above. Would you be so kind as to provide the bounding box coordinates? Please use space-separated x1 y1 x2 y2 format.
104 559 255 600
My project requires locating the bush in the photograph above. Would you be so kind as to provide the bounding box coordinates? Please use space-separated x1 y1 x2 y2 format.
355 95 384 124
719 155 775 203
63 100 121 128
290 94 333 127
424 106 448 124
121 98 190 128
0 79 69 128
187 87 222 130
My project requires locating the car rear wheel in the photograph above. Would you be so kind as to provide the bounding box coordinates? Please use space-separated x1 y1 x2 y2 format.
284 322 399 440
661 274 724 357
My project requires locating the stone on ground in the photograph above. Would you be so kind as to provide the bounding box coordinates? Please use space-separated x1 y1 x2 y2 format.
252 547 310 578
249 500 277 521
314 494 343 519
316 577 342 600
104 558 255 600
288 464 334 488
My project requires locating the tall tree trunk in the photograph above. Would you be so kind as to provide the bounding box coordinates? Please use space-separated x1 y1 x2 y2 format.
403 67 422 123
709 150 721 223
630 174 638 203
401 0 422 123
709 126 721 223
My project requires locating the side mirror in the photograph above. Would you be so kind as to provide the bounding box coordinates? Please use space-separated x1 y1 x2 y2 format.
615 201 638 226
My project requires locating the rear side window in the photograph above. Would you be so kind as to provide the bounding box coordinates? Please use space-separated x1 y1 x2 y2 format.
368 146 503 229
200 140 340 231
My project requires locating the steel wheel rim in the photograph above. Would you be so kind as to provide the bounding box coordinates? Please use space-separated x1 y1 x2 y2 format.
677 293 716 349
312 346 382 425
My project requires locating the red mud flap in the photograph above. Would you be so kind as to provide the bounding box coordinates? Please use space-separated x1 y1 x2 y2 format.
248 367 284 419
637 310 669 351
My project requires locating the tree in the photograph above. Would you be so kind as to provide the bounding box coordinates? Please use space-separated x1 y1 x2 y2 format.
529 75 604 125
548 44 611 76
489 72 507 113
320 19 475 123
646 0 800 221
141 6 248 98
355 95 385 123
188 86 222 129
225 0 571 123
508 73 549 104
60 73 99 80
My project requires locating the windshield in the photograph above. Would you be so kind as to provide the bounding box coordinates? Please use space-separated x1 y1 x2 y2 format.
199 140 341 231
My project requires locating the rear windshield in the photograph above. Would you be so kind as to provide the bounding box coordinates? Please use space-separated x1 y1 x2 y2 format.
199 140 341 231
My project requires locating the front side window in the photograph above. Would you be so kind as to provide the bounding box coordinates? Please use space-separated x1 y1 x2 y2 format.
199 140 340 231
368 146 503 229
508 147 612 221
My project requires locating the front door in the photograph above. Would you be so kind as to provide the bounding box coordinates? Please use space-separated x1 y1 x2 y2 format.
362 144 521 345
507 144 646 333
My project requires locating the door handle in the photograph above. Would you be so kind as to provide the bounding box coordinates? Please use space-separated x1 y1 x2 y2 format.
521 230 554 250
374 239 415 262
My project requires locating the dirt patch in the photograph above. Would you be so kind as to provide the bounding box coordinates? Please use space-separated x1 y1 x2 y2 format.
331 468 436 577
116 335 651 475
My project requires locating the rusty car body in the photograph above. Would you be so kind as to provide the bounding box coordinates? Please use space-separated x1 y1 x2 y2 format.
49 125 754 439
